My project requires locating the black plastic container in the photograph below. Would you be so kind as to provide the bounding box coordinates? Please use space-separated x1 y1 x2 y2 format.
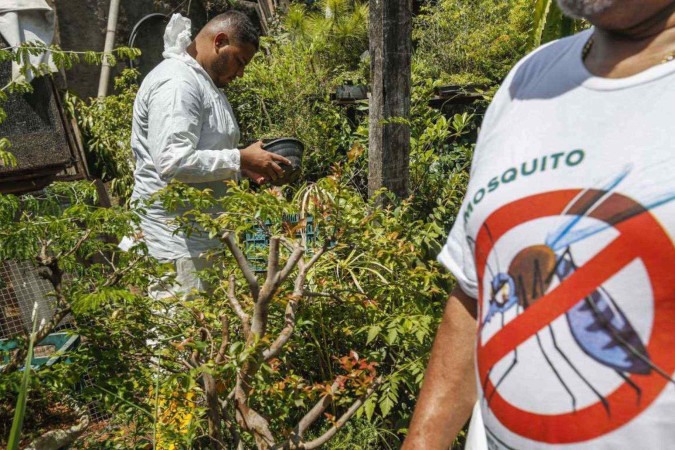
262 137 305 186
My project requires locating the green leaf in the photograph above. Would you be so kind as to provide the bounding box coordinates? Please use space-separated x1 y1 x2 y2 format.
379 394 394 418
363 395 376 422
8 306 40 450
366 325 381 344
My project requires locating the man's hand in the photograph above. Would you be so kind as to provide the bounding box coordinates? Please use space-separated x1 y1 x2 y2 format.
239 141 291 183
402 287 478 450
241 168 267 185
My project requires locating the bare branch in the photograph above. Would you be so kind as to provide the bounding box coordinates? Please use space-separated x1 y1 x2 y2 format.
262 295 300 361
235 394 275 448
267 237 281 280
180 357 196 371
263 245 327 361
302 243 329 274
34 306 71 345
297 379 341 436
226 274 251 339
279 236 296 252
300 377 383 450
203 371 225 449
215 314 230 365
102 254 144 288
275 245 305 287
222 232 259 300
251 238 302 340
272 377 383 450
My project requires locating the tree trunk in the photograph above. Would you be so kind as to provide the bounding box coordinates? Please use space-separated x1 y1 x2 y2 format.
368 0 412 201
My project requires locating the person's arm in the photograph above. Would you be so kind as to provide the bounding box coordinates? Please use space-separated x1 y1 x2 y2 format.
402 287 478 450
147 78 288 183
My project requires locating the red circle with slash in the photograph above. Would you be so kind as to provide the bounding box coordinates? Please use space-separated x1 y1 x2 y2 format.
474 189 675 443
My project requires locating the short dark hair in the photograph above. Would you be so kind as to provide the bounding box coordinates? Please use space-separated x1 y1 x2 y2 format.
206 10 260 49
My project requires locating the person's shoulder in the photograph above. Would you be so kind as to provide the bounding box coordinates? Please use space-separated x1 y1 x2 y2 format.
505 29 591 97
141 59 198 93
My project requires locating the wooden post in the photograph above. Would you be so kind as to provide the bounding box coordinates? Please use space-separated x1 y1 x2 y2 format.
368 0 412 200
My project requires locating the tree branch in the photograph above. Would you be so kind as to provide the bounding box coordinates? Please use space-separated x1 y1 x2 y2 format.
215 314 230 365
226 274 251 339
266 237 281 281
251 238 303 339
203 371 225 449
102 253 144 288
222 232 260 300
263 245 327 361
275 245 305 287
296 379 341 436
261 294 299 362
234 394 275 449
300 377 383 450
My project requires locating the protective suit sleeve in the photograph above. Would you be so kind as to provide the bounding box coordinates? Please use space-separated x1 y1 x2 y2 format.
147 77 240 183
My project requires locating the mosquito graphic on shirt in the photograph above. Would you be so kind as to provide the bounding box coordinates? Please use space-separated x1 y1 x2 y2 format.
471 166 675 414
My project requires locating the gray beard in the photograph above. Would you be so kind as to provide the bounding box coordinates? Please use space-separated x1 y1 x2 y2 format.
556 0 616 18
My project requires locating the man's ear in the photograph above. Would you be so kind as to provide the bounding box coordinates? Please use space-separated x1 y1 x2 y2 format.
214 32 230 51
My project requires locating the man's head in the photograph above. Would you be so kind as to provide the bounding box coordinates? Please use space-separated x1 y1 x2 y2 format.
189 10 260 87
557 0 675 32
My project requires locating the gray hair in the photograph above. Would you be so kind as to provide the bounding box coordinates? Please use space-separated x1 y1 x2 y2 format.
204 10 260 49
556 0 616 18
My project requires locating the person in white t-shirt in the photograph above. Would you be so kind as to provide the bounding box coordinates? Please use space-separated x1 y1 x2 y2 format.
403 1 675 449
129 12 290 295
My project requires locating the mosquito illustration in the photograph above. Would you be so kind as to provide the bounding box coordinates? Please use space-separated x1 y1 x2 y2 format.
474 167 675 414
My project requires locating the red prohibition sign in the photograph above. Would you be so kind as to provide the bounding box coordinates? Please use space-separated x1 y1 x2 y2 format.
475 189 675 444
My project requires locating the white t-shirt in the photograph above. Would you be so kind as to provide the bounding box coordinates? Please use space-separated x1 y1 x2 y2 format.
129 15 241 262
439 29 675 449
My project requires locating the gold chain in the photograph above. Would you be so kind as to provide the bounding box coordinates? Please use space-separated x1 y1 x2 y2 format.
582 37 675 64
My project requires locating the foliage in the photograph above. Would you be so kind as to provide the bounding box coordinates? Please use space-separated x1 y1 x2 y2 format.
220 0 477 443
284 0 369 75
68 69 140 204
226 0 369 185
227 44 361 184
530 0 587 50
7 304 41 450
0 181 167 448
143 166 451 448
0 0 525 446
414 0 532 85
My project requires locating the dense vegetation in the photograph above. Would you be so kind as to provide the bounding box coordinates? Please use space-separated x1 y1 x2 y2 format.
0 0 574 448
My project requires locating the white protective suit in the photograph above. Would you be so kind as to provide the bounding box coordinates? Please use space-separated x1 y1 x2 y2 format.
0 0 57 83
130 14 241 263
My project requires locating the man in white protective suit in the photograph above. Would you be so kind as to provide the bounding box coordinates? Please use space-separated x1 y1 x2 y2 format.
129 11 290 295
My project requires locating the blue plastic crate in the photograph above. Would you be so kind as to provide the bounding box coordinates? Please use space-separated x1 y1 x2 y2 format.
245 214 320 273
0 331 80 369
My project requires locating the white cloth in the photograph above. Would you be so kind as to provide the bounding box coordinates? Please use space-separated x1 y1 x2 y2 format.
0 0 51 12
148 256 214 301
464 402 487 450
439 28 675 449
130 14 241 262
0 0 56 82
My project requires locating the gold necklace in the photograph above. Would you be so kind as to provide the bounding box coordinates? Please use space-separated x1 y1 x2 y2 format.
582 37 675 64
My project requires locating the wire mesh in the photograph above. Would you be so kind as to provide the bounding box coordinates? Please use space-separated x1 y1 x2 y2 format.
0 260 72 340
78 370 113 424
